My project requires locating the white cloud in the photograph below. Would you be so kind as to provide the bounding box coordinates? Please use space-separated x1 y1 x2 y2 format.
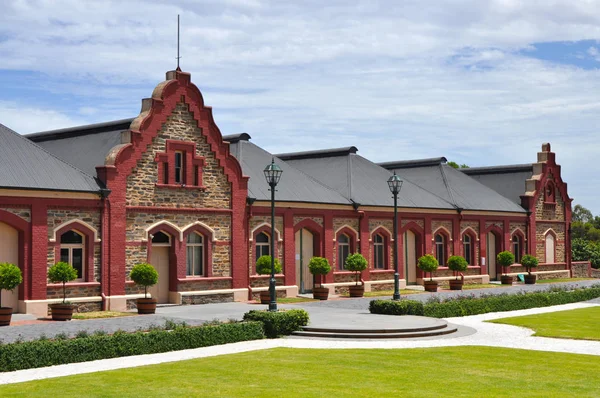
0 0 600 211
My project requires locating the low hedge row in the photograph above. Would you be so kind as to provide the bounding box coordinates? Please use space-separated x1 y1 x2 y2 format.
0 321 264 372
243 309 309 338
370 285 600 318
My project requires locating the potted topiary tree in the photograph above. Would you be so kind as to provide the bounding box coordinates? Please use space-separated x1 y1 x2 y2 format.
130 263 159 314
447 255 468 290
48 261 78 321
497 251 516 285
418 254 439 292
308 257 331 300
345 253 367 297
0 262 22 326
255 255 282 304
521 254 539 284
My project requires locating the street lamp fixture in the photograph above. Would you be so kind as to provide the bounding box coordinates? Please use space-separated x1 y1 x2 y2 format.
387 171 404 300
264 157 283 311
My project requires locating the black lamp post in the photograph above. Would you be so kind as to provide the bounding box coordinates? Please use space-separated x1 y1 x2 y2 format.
387 171 404 300
264 157 283 312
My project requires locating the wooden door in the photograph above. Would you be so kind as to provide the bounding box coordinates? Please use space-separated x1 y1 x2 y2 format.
150 246 170 304
0 222 19 311
295 229 314 293
545 234 555 264
487 232 497 280
404 230 417 284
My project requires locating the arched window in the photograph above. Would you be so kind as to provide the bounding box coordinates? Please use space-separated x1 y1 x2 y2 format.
373 234 385 269
186 232 204 276
545 182 556 203
435 233 446 266
512 235 523 264
60 230 84 280
255 232 270 260
463 234 473 265
338 233 351 270
151 231 171 245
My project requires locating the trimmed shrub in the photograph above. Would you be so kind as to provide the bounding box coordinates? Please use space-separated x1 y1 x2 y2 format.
417 254 439 280
0 262 22 308
308 257 331 288
255 255 282 275
447 256 468 279
521 254 539 274
345 253 367 284
130 263 159 298
0 321 264 372
422 285 600 318
47 262 78 303
496 251 515 275
369 300 424 316
243 309 309 338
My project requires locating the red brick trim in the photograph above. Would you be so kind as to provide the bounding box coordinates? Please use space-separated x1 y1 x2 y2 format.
370 226 391 270
0 209 30 300
53 221 97 282
182 223 214 278
335 226 358 270
126 206 232 214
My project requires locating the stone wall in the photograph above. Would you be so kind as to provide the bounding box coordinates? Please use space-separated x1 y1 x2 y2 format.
402 219 424 229
126 102 232 209
571 262 590 278
0 206 31 222
182 293 234 305
47 284 101 299
535 222 566 263
294 216 323 227
177 278 231 292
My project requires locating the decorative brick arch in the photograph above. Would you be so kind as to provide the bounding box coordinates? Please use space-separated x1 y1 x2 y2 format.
251 224 281 270
460 227 478 265
146 220 182 242
146 222 180 292
335 225 358 270
52 220 98 282
432 227 451 266
293 218 323 258
511 228 526 263
0 209 30 301
250 222 282 242
400 221 424 263
543 228 558 264
370 226 391 269
182 222 214 278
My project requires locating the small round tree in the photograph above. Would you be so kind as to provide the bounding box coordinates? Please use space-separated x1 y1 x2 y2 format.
447 255 468 280
521 254 539 275
256 255 282 275
48 262 78 304
496 251 515 276
345 253 367 285
130 263 159 299
417 254 439 281
308 257 331 288
0 263 22 308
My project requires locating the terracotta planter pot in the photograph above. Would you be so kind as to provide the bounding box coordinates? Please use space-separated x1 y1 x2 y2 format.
0 307 13 327
424 280 438 292
501 275 514 285
137 298 157 314
449 279 463 291
349 284 364 298
50 303 74 321
524 274 537 285
259 290 271 304
313 287 329 300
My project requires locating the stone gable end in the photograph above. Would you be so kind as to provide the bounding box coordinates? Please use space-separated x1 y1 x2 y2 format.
126 102 231 209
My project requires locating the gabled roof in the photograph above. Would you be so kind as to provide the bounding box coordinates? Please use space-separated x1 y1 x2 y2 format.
460 164 533 205
277 150 457 209
229 140 352 205
380 160 527 213
27 119 131 176
0 123 101 193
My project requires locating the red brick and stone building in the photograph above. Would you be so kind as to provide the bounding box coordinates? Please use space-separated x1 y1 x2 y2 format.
0 69 573 316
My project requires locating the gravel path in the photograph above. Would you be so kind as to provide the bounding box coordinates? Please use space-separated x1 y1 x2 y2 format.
1 300 598 385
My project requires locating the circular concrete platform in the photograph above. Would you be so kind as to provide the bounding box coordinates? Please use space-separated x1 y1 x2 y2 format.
292 312 465 339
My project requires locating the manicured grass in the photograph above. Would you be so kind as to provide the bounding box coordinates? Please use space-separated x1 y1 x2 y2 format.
459 283 510 290
536 278 594 284
347 289 420 298
2 347 599 397
276 297 318 304
490 306 600 341
72 311 134 320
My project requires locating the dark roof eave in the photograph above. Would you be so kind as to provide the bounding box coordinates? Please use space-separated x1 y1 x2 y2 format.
460 164 533 175
0 185 102 195
378 157 447 169
276 146 358 161
27 118 134 142
223 133 251 143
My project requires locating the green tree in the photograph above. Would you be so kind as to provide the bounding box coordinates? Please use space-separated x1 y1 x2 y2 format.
448 161 470 169
573 204 593 223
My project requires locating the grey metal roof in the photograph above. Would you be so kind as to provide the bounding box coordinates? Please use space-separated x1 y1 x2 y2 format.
280 151 457 209
27 119 131 176
381 162 527 213
0 123 101 193
229 141 352 205
378 157 447 169
461 165 533 205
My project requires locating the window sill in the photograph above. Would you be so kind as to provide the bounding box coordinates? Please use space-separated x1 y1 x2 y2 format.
333 271 356 275
47 282 100 288
370 269 394 273
467 266 481 269
178 276 231 282
155 183 207 190
250 274 285 279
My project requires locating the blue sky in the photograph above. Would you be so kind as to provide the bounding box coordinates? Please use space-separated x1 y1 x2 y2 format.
1 0 600 213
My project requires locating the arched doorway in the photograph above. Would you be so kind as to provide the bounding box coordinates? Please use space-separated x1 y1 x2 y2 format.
487 231 501 281
404 230 418 284
0 222 19 311
150 231 171 304
295 228 314 293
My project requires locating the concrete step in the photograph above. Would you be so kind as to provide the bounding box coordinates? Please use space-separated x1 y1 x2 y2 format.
301 322 447 334
292 324 458 339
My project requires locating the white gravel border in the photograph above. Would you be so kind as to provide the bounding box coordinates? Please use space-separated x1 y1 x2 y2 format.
1 301 599 385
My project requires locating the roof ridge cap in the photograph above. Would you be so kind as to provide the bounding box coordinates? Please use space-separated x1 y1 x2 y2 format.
439 164 460 210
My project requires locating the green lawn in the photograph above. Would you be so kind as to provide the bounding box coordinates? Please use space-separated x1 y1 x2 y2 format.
2 347 599 397
536 278 594 284
72 311 134 320
490 306 600 341
276 297 318 304
460 283 510 290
